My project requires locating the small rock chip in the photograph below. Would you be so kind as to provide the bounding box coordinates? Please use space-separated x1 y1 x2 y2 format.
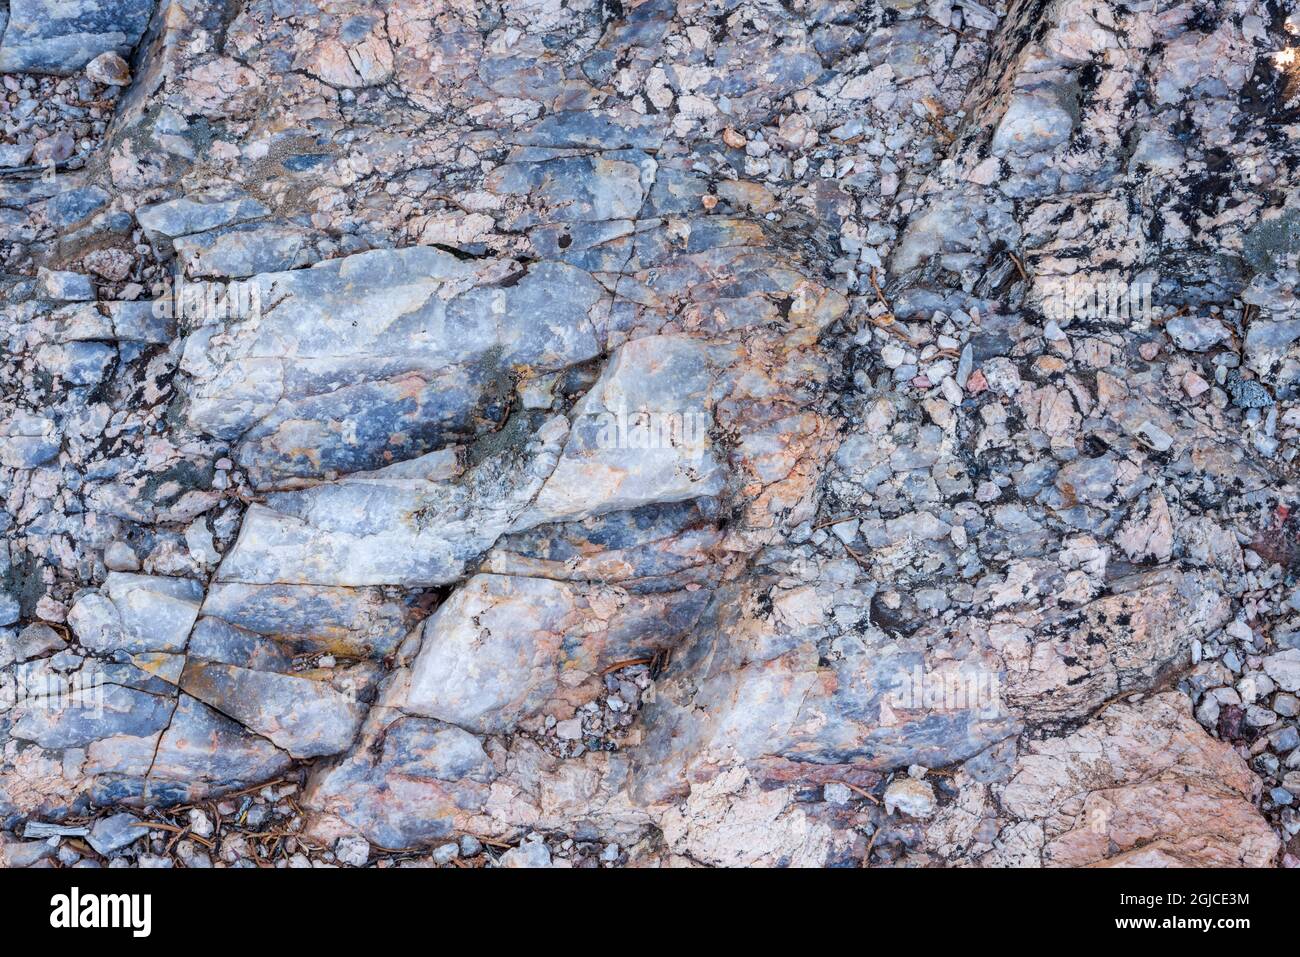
883 777 936 819
104 541 141 572
87 813 143 855
85 52 131 86
556 717 584 741
459 835 483 857
498 840 553 868
175 840 212 868
823 782 853 805
188 808 214 839
334 835 370 867
1136 420 1174 452
32 133 75 166
1217 703 1246 740
1166 315 1230 352
1225 370 1272 409
1182 371 1209 398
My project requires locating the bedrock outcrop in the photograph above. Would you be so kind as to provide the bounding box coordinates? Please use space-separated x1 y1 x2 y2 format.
1 0 1298 867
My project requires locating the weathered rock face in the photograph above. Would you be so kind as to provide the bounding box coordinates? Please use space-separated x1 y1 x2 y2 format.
178 247 607 485
0 567 412 819
404 574 707 733
996 568 1232 722
2 0 1298 869
928 693 1280 868
0 0 156 75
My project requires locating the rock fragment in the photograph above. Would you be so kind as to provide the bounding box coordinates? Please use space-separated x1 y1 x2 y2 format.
0 0 155 74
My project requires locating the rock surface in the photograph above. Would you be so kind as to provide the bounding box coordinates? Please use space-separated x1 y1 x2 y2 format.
932 693 1280 868
0 0 1297 869
0 0 156 75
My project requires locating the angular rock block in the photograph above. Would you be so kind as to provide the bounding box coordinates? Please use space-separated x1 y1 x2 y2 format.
179 661 364 759
995 694 1280 867
67 573 203 654
213 334 723 588
179 247 606 485
305 716 495 851
404 574 707 733
0 0 155 75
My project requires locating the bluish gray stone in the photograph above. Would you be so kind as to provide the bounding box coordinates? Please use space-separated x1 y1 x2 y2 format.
87 812 143 855
1166 315 1230 352
68 574 203 654
0 594 19 627
136 193 270 239
199 582 416 657
180 247 605 484
46 187 110 227
0 0 155 74
38 341 115 386
498 840 553 868
173 223 312 277
146 694 293 802
303 718 494 849
7 623 66 662
0 412 61 469
0 836 56 867
991 90 1074 157
1270 726 1300 753
10 680 173 749
105 301 175 344
1225 371 1272 409
36 269 95 301
179 660 365 759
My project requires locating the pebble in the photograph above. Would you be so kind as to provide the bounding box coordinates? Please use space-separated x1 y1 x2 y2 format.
459 835 483 857
85 52 132 86
432 842 460 865
32 132 75 165
187 808 214 838
823 782 853 805
555 717 584 741
498 840 553 868
104 541 140 571
87 813 144 856
883 777 937 819
1166 315 1229 352
334 835 371 868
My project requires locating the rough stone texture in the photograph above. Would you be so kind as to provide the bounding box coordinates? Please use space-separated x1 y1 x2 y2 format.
1 0 1297 869
929 693 1280 868
404 574 706 733
0 0 156 75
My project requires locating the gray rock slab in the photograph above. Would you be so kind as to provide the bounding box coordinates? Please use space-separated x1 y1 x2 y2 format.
0 0 155 74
